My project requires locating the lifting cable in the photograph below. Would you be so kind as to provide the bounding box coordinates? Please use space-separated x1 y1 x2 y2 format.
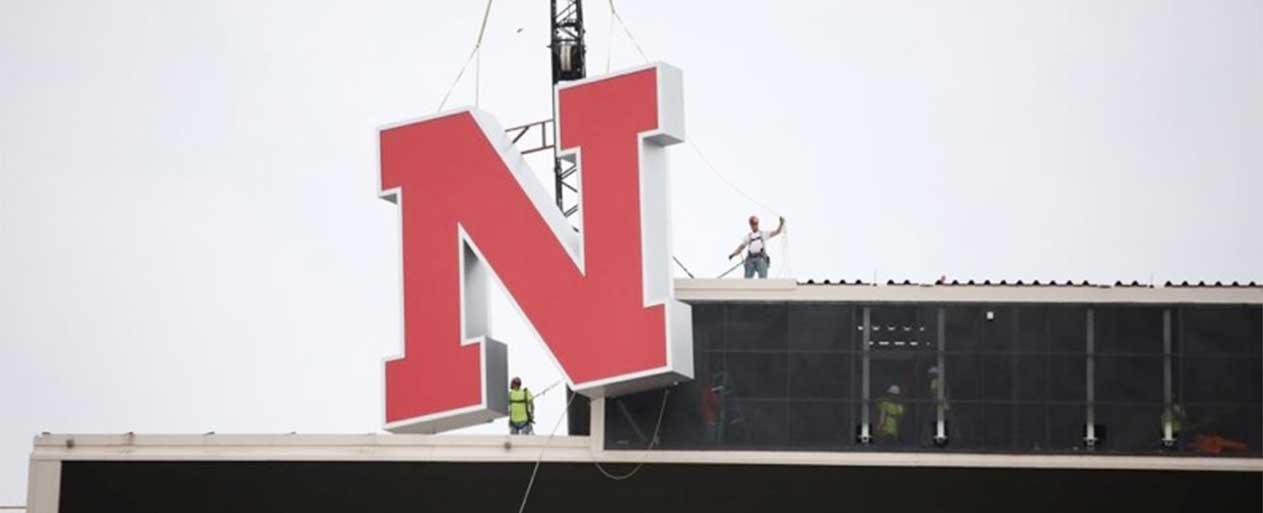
592 387 671 480
672 256 696 279
607 0 651 65
691 140 794 279
436 0 495 113
516 390 578 513
605 0 792 280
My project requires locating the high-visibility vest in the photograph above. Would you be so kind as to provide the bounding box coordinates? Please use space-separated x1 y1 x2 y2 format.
509 388 533 424
877 397 904 437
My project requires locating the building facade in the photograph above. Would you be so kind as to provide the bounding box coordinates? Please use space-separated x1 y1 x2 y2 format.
25 280 1263 512
607 280 1262 457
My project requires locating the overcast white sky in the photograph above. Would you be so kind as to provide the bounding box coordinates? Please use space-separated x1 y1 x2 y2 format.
2 0 1260 505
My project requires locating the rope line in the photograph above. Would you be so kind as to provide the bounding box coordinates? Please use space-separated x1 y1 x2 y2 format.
604 5 615 73
436 0 495 113
516 390 577 513
672 256 696 278
717 258 745 279
608 0 650 64
688 140 781 218
593 387 671 480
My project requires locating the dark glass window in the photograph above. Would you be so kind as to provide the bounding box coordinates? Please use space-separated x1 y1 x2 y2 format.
1013 403 1049 451
1048 404 1088 450
1015 355 1050 401
1097 307 1164 355
788 353 853 399
1046 306 1087 354
788 303 854 351
1182 404 1261 456
725 400 789 448
865 397 929 449
945 402 983 450
1048 355 1087 402
945 305 981 353
610 300 1258 457
788 401 853 448
1179 357 1262 403
980 354 1015 401
1095 404 1163 453
871 355 925 401
1181 307 1262 357
724 303 788 351
720 353 788 399
691 303 724 352
981 403 1014 450
1015 306 1049 353
1095 356 1164 403
945 355 981 401
980 306 1016 353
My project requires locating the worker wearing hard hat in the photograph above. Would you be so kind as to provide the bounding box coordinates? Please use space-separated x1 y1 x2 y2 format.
876 385 905 443
508 377 535 435
728 215 786 279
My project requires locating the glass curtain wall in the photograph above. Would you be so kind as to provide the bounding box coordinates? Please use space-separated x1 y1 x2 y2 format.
604 302 1261 457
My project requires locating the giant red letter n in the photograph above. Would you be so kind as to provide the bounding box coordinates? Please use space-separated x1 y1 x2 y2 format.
379 64 693 433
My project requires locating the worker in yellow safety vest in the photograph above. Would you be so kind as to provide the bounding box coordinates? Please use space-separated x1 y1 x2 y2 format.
876 385 905 443
508 377 535 435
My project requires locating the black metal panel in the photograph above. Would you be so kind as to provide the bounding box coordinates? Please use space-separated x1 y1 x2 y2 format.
58 461 1263 513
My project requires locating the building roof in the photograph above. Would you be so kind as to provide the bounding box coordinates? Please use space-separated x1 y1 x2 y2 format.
674 279 1263 305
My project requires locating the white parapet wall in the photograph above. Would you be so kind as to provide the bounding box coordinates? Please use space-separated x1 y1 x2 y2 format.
673 278 1263 305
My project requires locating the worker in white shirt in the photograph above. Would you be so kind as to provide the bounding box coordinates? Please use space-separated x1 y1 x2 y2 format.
728 215 785 279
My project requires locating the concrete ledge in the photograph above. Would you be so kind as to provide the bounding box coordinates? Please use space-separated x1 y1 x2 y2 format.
29 434 1263 473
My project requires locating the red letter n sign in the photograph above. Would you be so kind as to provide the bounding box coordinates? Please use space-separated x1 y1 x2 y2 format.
379 64 693 433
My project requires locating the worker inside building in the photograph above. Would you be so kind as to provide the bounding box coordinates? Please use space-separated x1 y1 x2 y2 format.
728 215 786 279
876 385 905 444
508 377 535 435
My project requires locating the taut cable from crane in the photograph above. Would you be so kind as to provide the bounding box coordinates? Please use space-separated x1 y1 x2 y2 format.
607 0 651 65
601 1 793 280
436 0 495 113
